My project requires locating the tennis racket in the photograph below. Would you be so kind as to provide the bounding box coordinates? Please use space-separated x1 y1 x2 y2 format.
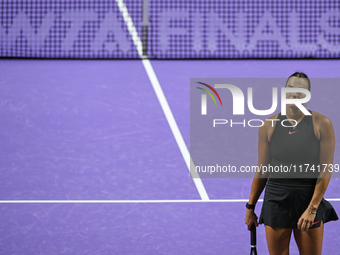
250 223 257 255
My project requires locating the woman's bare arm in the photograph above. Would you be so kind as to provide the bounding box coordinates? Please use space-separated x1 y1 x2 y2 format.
310 116 335 207
245 121 272 230
297 114 335 232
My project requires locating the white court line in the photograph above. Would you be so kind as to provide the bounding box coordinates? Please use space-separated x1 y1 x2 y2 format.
1 198 340 204
0 199 256 204
115 0 210 201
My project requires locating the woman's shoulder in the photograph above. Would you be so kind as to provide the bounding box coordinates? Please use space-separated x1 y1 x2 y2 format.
310 111 334 140
310 110 333 127
259 113 280 142
261 113 281 129
267 112 281 121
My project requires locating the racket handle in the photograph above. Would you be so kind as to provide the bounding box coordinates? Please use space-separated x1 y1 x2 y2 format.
251 223 256 246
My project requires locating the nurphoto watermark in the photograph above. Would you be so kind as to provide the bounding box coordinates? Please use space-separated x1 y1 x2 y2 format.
190 78 340 178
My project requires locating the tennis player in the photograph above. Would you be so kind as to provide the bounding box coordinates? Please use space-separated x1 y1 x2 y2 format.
244 72 338 255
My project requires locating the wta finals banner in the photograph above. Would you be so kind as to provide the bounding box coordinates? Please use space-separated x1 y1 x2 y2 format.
0 0 339 58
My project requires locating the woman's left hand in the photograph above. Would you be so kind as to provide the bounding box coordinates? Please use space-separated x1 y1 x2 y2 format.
297 209 316 232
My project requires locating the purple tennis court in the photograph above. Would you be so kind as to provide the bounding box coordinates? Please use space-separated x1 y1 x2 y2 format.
1 59 340 254
1 1 340 254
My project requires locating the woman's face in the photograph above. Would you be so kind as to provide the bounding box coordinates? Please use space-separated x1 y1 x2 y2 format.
285 76 310 111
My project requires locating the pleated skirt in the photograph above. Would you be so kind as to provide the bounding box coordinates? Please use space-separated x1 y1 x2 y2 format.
259 180 338 228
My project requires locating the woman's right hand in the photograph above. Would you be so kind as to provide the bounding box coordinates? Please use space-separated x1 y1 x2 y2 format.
245 209 259 230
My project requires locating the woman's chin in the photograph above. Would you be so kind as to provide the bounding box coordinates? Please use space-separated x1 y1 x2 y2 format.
288 104 300 112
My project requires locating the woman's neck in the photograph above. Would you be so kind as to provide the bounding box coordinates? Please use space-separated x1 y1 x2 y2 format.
285 106 305 121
